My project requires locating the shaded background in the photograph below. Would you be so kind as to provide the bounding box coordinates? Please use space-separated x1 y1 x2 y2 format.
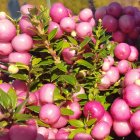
0 0 140 15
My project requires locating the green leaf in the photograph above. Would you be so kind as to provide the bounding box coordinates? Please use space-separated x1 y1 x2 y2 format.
48 28 57 41
36 119 49 128
79 37 91 49
53 87 65 101
51 74 59 82
76 59 93 69
106 135 114 140
10 74 28 81
68 128 85 139
88 93 94 101
59 75 77 86
107 42 116 57
98 48 108 58
95 95 106 104
0 121 8 128
67 36 78 46
68 119 84 128
0 67 9 74
15 63 29 71
32 58 42 66
0 89 11 109
56 63 67 73
83 53 94 58
61 108 74 115
61 41 70 49
15 98 28 114
100 35 111 44
79 101 88 106
55 40 64 51
8 88 17 109
38 59 54 66
27 106 41 113
14 114 32 122
104 103 111 110
77 94 88 100
86 118 97 127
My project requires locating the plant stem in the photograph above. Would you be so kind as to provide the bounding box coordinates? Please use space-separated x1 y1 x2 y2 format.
44 41 61 64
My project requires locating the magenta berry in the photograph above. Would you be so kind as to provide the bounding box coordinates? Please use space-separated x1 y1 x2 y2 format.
39 103 61 124
83 101 105 120
50 3 69 23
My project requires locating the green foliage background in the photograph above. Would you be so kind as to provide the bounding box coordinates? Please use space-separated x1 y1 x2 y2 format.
0 0 140 15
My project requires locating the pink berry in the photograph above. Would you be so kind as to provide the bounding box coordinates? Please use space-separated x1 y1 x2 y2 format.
110 98 131 121
48 21 63 39
79 8 93 22
12 33 33 52
50 3 69 23
9 52 31 65
76 22 92 38
91 121 111 139
60 17 76 32
39 83 55 104
0 19 16 42
83 101 105 120
0 43 13 56
39 104 60 124
114 43 131 60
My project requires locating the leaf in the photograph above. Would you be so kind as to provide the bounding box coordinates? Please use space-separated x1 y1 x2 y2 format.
95 95 106 104
59 75 77 86
100 35 111 44
15 98 28 114
14 114 32 122
77 94 88 100
32 58 42 66
67 36 78 46
68 128 85 139
98 48 108 58
68 119 84 128
133 106 140 112
76 59 93 69
38 59 54 66
15 63 29 71
0 89 11 109
61 41 70 49
79 37 91 49
86 119 97 127
48 28 57 41
10 74 28 81
104 103 111 110
61 108 74 115
107 42 116 57
51 74 59 82
36 119 49 128
8 88 17 109
0 121 8 128
55 40 65 51
56 63 67 73
83 53 94 58
27 106 41 113
79 101 88 106
105 135 114 140
88 93 94 101
53 87 65 101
